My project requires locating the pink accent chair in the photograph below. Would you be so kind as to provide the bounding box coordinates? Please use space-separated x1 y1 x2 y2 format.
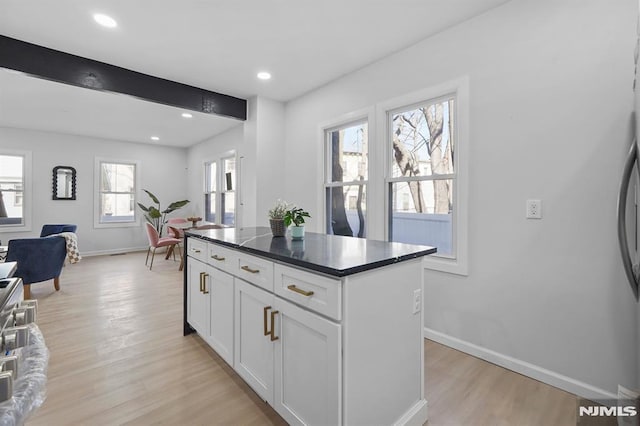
145 223 182 270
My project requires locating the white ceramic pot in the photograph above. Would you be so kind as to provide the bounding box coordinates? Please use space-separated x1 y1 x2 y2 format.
291 225 305 240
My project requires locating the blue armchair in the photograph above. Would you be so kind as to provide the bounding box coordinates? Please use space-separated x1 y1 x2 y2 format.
5 236 67 299
40 224 77 237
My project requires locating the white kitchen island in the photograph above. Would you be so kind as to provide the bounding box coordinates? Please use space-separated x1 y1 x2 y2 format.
183 227 436 426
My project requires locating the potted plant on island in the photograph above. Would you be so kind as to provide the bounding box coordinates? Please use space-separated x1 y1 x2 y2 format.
284 206 311 240
268 199 289 237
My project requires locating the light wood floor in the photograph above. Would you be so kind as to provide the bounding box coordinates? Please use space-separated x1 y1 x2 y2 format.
24 252 578 425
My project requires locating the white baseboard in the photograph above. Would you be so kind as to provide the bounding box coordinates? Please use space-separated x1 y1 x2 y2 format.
82 246 148 257
424 327 617 401
394 399 428 426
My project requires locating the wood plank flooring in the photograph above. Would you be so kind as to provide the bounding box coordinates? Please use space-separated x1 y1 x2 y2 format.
24 252 578 425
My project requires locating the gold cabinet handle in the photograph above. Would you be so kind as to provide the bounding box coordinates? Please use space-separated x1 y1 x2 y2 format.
263 306 271 336
211 255 226 261
191 248 201 253
287 285 314 297
202 273 209 294
270 310 279 341
241 265 260 274
199 272 205 292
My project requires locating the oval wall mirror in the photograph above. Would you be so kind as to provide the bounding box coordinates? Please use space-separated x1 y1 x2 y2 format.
52 166 77 200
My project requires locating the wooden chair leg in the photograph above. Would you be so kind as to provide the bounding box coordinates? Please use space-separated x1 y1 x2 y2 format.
149 249 156 270
179 244 185 271
23 284 31 300
165 245 174 260
54 276 60 291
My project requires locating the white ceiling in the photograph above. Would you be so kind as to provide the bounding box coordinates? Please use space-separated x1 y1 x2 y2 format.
0 0 511 147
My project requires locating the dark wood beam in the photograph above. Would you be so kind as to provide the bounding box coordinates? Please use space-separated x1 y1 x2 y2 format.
0 35 247 120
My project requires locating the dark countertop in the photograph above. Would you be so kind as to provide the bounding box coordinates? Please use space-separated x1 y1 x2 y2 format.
185 226 436 277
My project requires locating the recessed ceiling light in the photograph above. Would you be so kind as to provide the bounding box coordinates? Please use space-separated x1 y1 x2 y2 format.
93 13 117 28
257 71 271 80
181 113 193 118
150 136 160 141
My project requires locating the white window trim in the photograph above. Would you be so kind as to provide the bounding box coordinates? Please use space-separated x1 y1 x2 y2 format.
318 107 376 237
0 149 32 233
376 76 469 276
93 157 141 229
203 150 237 226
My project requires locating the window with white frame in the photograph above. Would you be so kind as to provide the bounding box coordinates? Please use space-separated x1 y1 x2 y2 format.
379 77 468 275
204 153 236 226
387 95 456 255
0 152 30 229
204 161 217 223
324 120 368 238
96 160 138 225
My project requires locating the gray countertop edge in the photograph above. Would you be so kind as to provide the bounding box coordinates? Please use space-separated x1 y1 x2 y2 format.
185 232 437 277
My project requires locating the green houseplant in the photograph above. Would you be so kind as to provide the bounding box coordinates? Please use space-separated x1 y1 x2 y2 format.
284 207 311 240
137 189 190 237
268 199 289 237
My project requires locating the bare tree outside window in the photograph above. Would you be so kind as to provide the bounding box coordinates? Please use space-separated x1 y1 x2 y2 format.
325 121 368 238
389 96 455 255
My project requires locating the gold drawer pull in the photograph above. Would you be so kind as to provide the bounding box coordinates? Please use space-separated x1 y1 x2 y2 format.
211 255 226 261
287 285 314 297
241 265 260 274
263 306 271 336
202 273 209 294
191 248 201 253
270 310 279 341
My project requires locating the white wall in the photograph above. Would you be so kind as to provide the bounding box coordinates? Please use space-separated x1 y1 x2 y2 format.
254 97 286 225
283 0 638 398
186 97 284 229
0 127 188 255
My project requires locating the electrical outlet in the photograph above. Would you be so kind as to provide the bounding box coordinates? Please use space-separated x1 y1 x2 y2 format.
412 289 422 314
526 199 542 219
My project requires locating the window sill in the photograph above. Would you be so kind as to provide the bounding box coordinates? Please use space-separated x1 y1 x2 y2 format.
423 255 468 276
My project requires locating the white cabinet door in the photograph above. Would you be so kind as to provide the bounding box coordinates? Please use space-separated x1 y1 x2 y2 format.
234 278 275 404
206 267 235 366
273 297 342 426
187 258 209 336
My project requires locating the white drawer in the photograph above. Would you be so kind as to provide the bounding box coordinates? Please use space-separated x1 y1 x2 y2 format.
207 243 237 274
187 238 207 263
235 253 274 292
274 264 342 321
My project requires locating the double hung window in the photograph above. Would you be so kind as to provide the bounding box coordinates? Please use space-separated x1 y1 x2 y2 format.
322 78 468 274
0 153 28 228
324 121 368 238
96 159 139 226
204 153 236 226
387 96 456 256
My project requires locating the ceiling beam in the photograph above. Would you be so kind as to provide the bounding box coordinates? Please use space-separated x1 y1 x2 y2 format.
0 35 247 121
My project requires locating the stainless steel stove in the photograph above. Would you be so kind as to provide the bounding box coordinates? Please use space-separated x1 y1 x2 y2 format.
0 261 48 424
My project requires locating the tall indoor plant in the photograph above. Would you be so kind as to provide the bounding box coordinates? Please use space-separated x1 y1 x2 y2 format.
137 189 190 237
